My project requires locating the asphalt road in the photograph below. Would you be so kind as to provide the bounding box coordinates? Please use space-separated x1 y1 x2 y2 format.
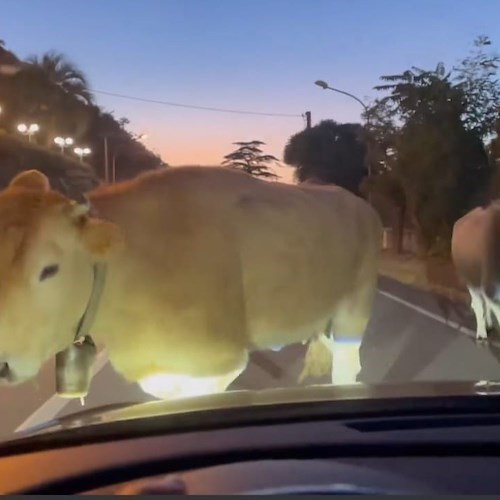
1 276 500 440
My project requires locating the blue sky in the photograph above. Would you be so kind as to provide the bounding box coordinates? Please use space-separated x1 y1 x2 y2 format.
2 0 500 171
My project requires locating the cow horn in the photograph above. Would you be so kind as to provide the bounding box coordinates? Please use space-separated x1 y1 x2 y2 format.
58 179 91 217
70 198 91 218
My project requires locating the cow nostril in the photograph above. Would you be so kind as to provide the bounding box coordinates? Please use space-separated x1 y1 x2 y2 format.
0 362 9 379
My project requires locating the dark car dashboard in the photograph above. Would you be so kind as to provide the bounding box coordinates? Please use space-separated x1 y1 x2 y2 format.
3 384 500 494
3 413 500 494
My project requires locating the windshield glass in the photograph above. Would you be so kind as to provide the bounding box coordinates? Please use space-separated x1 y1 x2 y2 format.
1 0 500 442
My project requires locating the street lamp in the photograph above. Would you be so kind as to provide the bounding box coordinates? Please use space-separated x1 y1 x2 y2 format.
314 80 368 113
17 123 39 142
74 147 91 163
54 136 74 154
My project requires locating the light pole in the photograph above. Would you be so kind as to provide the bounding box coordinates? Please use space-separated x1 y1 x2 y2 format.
314 80 374 205
54 136 74 154
74 147 91 163
17 123 39 143
111 133 148 183
314 80 369 114
314 79 372 177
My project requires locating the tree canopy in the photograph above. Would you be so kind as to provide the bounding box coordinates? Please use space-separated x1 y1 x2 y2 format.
284 120 367 194
363 37 497 255
222 140 279 179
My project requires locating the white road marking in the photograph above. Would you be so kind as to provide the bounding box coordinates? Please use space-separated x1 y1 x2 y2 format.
378 289 476 339
14 349 109 433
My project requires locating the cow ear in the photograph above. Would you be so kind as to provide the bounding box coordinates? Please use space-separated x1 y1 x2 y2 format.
79 218 124 260
9 170 50 192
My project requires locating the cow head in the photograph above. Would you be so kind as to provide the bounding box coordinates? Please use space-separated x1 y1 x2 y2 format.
0 170 122 385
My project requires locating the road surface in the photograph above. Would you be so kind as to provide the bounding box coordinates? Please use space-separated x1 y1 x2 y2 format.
1 276 500 440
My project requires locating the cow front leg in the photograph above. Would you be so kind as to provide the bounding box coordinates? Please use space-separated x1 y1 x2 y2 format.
319 332 361 385
331 336 362 385
469 288 488 343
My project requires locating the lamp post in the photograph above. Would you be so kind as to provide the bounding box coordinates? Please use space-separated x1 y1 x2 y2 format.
314 80 374 204
314 80 372 177
54 136 74 154
17 123 39 142
314 80 369 114
111 133 148 183
74 147 91 163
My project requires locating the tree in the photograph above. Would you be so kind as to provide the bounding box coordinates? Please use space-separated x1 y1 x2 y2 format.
26 51 93 105
222 140 279 179
374 63 466 125
454 35 500 138
284 120 366 194
370 60 491 255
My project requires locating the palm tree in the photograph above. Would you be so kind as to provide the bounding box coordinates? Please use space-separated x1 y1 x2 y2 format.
374 63 465 124
26 51 93 105
0 51 94 146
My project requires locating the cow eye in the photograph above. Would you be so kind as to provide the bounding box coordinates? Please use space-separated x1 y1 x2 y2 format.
39 264 59 281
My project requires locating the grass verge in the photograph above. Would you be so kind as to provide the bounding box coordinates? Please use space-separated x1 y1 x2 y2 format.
378 250 469 304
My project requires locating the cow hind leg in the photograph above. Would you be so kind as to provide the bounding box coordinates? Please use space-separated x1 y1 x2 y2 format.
484 295 500 339
318 333 361 385
469 288 488 343
327 276 377 385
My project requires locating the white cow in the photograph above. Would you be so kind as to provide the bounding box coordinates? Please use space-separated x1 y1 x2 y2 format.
451 201 500 342
0 166 382 399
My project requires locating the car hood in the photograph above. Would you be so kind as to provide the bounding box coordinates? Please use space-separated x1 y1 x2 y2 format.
11 380 500 441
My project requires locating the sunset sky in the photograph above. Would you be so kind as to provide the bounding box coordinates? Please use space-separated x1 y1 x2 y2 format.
3 0 500 178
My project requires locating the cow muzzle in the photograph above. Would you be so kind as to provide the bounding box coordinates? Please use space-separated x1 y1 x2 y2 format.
0 361 10 381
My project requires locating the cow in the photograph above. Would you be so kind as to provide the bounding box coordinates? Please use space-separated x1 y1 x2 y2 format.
451 201 500 343
0 166 382 400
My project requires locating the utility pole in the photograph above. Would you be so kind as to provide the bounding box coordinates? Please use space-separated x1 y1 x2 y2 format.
103 136 109 183
305 111 311 129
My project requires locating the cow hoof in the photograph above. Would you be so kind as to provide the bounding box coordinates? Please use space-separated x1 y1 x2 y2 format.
475 337 489 346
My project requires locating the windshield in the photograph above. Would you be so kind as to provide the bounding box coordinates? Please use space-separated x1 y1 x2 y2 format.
1 0 500 442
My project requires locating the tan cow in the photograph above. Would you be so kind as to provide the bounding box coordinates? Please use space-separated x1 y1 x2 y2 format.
451 201 500 342
0 166 382 399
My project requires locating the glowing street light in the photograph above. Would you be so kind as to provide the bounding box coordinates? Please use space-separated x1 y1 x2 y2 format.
17 123 39 142
74 146 91 163
54 136 74 154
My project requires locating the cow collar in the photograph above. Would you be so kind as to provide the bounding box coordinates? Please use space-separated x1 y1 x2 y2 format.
73 195 107 344
59 184 107 344
73 262 107 345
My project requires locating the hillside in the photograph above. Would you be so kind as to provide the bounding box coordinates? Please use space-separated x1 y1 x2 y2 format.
0 131 98 195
